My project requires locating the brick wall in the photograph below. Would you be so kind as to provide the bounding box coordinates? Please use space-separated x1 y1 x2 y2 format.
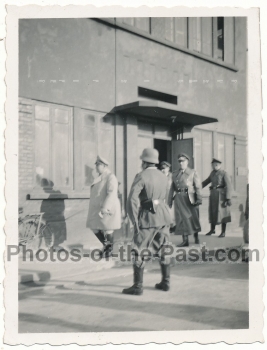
19 97 34 206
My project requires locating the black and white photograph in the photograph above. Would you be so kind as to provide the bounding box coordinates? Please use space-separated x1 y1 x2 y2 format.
3 3 264 346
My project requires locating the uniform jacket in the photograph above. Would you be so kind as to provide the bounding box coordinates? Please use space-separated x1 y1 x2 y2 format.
202 169 232 199
127 167 172 229
86 168 121 230
168 167 202 206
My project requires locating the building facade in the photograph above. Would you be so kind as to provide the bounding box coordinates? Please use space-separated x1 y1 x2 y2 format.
19 17 248 245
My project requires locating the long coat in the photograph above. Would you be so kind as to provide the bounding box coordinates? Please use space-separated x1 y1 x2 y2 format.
86 168 121 231
202 169 232 225
127 167 172 229
168 167 202 236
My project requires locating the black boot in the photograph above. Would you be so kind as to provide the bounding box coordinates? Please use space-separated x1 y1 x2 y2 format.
95 231 111 258
104 233 113 258
194 232 200 244
155 263 170 291
218 223 226 238
177 235 189 247
206 225 216 235
122 265 144 295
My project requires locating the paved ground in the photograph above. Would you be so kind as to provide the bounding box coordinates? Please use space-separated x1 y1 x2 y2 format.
19 260 249 333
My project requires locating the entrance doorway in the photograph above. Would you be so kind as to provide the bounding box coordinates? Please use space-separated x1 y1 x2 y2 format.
154 139 172 166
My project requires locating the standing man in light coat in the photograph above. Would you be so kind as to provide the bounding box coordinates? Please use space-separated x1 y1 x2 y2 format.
202 158 232 237
122 148 172 296
86 155 121 258
168 153 202 247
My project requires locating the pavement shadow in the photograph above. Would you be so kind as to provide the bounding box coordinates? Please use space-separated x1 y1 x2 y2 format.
32 291 249 330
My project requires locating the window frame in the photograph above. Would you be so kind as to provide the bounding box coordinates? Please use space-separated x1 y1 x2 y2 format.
99 18 238 71
32 100 74 192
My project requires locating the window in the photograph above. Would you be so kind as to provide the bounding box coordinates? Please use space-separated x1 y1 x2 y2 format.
33 101 115 194
34 103 73 189
194 129 213 181
217 133 234 185
117 17 150 33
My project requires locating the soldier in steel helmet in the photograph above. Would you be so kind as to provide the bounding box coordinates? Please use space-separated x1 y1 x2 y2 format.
122 148 172 296
168 153 202 247
202 158 233 237
86 155 121 258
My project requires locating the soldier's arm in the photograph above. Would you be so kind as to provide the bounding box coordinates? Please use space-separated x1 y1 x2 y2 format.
202 175 211 189
224 171 233 199
126 174 144 230
193 171 202 203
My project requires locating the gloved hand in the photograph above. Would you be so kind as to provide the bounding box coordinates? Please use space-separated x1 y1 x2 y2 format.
100 208 110 216
194 200 202 206
225 199 232 206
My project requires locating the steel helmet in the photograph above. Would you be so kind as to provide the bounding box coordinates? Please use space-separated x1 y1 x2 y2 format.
140 148 159 164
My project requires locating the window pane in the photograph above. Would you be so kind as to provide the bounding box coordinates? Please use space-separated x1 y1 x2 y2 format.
151 18 166 40
217 17 224 60
165 18 174 42
201 17 212 56
174 17 187 47
99 115 115 173
53 118 70 187
217 133 225 165
82 116 96 187
121 18 135 26
194 129 202 179
135 18 150 32
225 134 234 183
202 130 213 180
224 17 234 64
35 105 50 121
55 108 69 124
188 17 201 52
35 119 50 185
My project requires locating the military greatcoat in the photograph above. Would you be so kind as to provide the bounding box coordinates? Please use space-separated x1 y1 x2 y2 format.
86 168 121 231
168 167 202 236
202 169 232 225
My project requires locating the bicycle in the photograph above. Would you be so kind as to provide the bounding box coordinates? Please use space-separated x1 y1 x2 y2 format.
18 210 55 251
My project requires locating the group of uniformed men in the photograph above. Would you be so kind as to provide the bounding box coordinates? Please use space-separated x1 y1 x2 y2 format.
87 147 233 296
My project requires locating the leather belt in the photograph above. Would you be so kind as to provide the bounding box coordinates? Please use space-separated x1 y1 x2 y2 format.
177 188 188 193
209 186 224 190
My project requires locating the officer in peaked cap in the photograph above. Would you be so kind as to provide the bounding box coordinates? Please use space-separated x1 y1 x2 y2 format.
122 148 172 296
86 155 121 258
168 153 202 246
202 158 232 237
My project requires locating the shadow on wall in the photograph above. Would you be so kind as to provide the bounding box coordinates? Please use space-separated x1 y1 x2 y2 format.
37 177 67 247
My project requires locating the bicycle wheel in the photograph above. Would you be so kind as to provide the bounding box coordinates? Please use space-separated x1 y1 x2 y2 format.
38 222 55 250
19 219 38 248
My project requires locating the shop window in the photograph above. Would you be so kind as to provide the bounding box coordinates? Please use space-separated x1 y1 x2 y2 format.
34 103 73 189
82 114 97 188
174 17 188 47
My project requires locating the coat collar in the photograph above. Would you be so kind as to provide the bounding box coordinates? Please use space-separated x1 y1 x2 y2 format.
176 167 192 176
91 168 111 186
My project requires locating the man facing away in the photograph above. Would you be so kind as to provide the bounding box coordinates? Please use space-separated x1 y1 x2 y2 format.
202 158 232 237
122 148 172 296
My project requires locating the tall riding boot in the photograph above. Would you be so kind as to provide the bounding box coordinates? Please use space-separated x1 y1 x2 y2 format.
177 234 189 247
94 231 110 258
155 263 170 291
218 223 226 238
206 225 216 235
194 232 200 244
122 264 144 295
104 232 113 258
